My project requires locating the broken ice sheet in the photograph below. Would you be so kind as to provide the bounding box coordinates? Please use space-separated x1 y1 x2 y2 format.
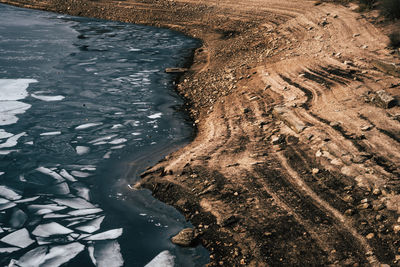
89 134 118 144
71 183 90 200
75 216 105 233
76 146 90 155
32 222 73 237
68 208 102 216
0 247 20 253
75 122 103 130
31 94 65 102
59 169 77 182
27 204 67 214
40 242 85 267
40 131 61 136
36 167 64 182
52 197 95 209
43 213 70 219
15 196 40 203
71 171 91 178
0 202 16 211
47 182 70 195
13 246 48 267
0 132 26 149
0 185 22 200
1 228 35 248
145 250 175 267
89 240 124 267
10 208 28 228
83 228 123 241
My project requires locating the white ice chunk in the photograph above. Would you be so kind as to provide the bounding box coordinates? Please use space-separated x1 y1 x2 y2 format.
40 131 61 136
71 171 91 178
14 246 48 266
81 166 96 171
31 94 65 102
48 182 70 195
52 197 95 209
111 145 125 150
0 129 13 139
103 151 112 159
68 208 103 216
111 124 123 129
1 228 35 248
15 196 40 203
76 146 90 155
32 222 73 237
75 122 103 130
145 250 175 267
0 247 20 253
83 228 123 241
0 101 31 126
27 204 67 213
59 169 77 182
109 138 127 145
0 185 21 200
131 132 141 136
147 112 162 119
0 172 4 176
36 167 64 182
0 132 25 148
40 242 85 267
71 183 90 200
0 202 16 211
0 149 19 155
10 208 27 228
0 197 9 204
0 79 37 100
89 134 118 144
93 141 107 146
91 240 124 267
75 216 105 233
43 213 70 219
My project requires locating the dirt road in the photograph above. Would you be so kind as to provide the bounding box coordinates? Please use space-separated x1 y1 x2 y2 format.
2 0 400 265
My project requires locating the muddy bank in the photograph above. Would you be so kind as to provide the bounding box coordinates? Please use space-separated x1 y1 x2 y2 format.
2 0 400 266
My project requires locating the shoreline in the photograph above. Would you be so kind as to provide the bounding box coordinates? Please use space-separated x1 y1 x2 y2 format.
2 0 400 265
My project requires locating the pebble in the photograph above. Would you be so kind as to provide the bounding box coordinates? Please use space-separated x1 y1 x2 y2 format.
393 225 400 234
357 203 370 210
366 233 374 239
343 195 354 203
171 228 197 247
345 209 355 216
312 168 320 174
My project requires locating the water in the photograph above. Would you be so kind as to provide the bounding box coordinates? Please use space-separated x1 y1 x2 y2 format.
0 4 208 266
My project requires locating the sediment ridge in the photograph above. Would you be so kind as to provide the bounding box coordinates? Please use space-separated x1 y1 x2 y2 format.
2 0 400 265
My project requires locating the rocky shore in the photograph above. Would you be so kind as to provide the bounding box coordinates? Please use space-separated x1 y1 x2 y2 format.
2 0 400 265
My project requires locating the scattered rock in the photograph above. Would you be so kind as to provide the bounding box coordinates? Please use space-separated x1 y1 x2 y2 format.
343 195 354 203
271 134 285 145
171 228 198 247
344 60 354 66
357 203 370 210
312 168 320 174
345 209 355 216
375 90 397 109
361 125 373 131
366 233 374 239
393 225 400 234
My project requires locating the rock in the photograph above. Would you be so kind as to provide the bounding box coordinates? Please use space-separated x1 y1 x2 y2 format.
393 225 400 234
361 125 373 131
357 203 370 210
343 195 354 203
344 60 354 66
271 134 285 145
373 203 385 211
312 168 320 174
366 233 374 239
375 90 397 109
171 228 197 247
345 209 355 216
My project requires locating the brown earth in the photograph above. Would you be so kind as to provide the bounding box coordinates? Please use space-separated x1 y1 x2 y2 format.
2 0 400 265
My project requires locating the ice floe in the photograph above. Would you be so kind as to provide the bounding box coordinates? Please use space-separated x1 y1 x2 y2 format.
71 170 91 178
52 197 95 209
0 132 25 148
40 242 85 267
10 208 28 228
48 182 70 195
14 196 40 203
76 146 90 155
27 204 67 214
31 94 65 102
0 247 20 253
83 228 123 241
0 101 31 126
36 167 65 182
75 215 105 233
12 246 48 266
0 202 16 211
111 145 125 150
89 134 118 144
43 213 70 219
32 222 73 237
0 129 13 139
109 138 127 145
0 185 22 200
59 169 77 182
147 112 162 119
0 79 37 101
1 228 35 248
40 131 61 136
145 250 175 267
103 151 112 159
71 183 90 200
0 172 4 176
75 122 103 130
68 208 103 216
89 240 124 267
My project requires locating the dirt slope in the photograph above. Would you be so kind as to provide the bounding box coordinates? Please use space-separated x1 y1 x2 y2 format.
2 0 400 265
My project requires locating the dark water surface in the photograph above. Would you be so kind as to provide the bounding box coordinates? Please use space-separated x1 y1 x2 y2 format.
0 3 208 266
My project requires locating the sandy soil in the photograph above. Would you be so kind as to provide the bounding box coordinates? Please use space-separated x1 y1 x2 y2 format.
2 0 400 265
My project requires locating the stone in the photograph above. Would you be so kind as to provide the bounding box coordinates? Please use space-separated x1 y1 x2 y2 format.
366 233 374 239
357 203 370 210
393 225 400 233
171 228 197 247
312 168 320 174
343 195 354 203
375 90 397 109
345 209 355 216
361 125 373 131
